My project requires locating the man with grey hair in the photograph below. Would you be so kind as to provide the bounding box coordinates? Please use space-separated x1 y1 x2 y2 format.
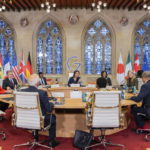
130 71 150 129
22 74 60 148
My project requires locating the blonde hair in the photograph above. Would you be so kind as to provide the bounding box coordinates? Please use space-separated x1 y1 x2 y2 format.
28 74 40 86
127 70 136 82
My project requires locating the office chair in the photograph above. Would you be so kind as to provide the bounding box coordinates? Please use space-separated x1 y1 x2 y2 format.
0 110 6 140
136 114 150 142
12 91 52 150
85 91 125 150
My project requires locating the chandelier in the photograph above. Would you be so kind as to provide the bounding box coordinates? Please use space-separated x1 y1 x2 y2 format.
0 0 13 12
41 0 56 13
91 0 107 13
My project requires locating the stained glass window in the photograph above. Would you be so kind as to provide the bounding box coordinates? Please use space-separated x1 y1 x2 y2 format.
37 20 63 74
84 19 112 74
0 19 15 69
134 19 150 69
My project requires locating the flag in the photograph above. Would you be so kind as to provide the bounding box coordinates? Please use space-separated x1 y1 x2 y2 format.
143 53 149 71
0 53 4 79
26 52 32 79
19 51 27 84
12 53 19 83
125 52 132 80
3 52 10 77
117 52 125 85
134 52 140 73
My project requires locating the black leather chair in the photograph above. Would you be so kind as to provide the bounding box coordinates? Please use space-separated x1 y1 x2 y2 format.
136 114 150 142
0 110 6 140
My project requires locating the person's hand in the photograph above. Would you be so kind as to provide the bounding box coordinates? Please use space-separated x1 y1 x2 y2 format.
6 86 11 90
5 89 13 94
78 79 81 83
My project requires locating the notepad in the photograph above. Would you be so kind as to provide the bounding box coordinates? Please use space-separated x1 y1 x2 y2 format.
51 84 59 88
70 91 82 98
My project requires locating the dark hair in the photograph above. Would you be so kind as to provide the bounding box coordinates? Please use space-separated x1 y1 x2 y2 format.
39 72 43 76
101 71 108 78
96 77 107 88
73 70 80 77
137 70 143 78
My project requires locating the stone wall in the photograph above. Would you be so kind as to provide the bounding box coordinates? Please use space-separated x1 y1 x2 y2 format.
1 9 149 85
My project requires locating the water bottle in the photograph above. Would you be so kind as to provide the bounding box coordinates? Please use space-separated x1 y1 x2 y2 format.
133 86 136 94
123 84 127 91
56 78 59 84
82 92 86 102
80 81 82 87
121 90 125 100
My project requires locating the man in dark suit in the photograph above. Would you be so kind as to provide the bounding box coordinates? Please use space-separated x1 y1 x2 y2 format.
39 72 47 85
22 74 59 148
2 70 18 90
130 71 150 129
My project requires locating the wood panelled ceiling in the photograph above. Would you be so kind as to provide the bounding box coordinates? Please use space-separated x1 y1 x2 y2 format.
1 0 150 12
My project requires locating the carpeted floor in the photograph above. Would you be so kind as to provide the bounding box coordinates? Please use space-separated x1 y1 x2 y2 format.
0 119 150 150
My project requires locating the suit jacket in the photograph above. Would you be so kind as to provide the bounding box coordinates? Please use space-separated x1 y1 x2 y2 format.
2 78 18 90
68 77 80 87
131 80 150 116
40 77 47 85
22 86 54 116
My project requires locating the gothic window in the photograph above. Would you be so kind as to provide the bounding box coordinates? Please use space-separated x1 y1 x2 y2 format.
134 19 150 68
37 20 63 74
84 19 112 74
0 19 15 69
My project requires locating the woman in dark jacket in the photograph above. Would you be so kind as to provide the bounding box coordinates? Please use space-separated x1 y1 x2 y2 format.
68 70 81 87
101 71 112 86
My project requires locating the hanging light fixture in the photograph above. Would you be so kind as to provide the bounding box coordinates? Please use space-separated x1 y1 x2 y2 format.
91 0 107 13
41 0 56 13
0 0 13 12
143 0 150 13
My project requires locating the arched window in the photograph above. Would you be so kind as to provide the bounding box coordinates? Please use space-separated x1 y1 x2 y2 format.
0 19 15 69
84 19 112 74
37 20 63 74
134 19 150 68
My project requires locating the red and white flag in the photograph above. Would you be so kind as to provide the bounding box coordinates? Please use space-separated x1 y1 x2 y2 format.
117 52 125 85
12 53 19 83
134 52 140 73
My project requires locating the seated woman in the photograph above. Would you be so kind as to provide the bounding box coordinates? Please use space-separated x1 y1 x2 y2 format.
127 70 138 90
96 77 107 89
68 70 81 87
101 71 112 86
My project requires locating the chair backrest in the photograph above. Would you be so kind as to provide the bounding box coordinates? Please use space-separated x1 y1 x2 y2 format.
92 91 121 128
13 91 43 130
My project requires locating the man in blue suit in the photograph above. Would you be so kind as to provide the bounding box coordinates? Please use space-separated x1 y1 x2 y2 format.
130 71 150 129
22 74 59 148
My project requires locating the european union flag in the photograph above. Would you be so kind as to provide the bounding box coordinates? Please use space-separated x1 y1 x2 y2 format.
143 53 149 71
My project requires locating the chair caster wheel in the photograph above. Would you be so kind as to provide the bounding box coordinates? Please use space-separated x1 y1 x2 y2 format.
136 130 142 134
145 137 149 142
2 137 6 140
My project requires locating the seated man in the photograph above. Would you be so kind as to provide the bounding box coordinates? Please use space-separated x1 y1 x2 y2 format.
96 77 107 89
39 72 47 85
130 71 150 129
2 70 18 90
22 74 59 148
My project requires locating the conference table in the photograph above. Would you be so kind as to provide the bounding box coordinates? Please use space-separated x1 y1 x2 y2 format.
0 88 139 137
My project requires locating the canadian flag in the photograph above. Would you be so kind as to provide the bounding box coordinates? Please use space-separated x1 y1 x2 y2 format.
117 52 125 85
134 52 140 73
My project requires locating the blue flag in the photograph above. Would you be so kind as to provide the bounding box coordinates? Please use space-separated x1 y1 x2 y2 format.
3 52 10 77
143 53 149 71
